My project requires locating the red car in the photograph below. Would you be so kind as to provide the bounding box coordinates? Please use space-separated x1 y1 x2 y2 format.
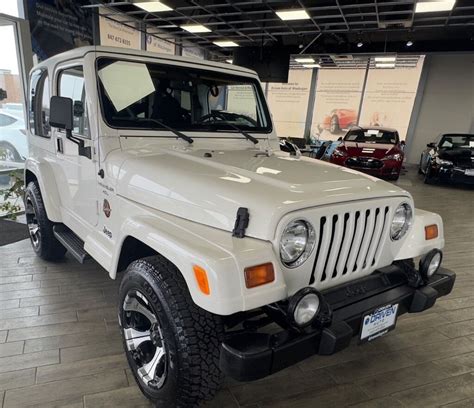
329 127 404 180
322 109 358 134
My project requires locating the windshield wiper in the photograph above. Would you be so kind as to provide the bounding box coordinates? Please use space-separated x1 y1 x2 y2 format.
208 113 258 145
114 117 193 144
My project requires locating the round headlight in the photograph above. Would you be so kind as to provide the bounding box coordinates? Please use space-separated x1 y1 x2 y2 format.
288 288 322 327
280 220 316 268
390 203 413 240
420 249 443 280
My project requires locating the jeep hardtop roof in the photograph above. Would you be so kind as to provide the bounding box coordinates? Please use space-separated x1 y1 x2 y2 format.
32 45 258 78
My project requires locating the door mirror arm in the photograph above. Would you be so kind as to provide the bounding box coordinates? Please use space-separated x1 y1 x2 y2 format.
50 96 91 160
65 132 92 160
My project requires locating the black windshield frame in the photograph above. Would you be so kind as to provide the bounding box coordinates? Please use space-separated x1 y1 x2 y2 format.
95 57 272 134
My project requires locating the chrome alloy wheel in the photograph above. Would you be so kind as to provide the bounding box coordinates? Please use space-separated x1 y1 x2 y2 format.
25 196 40 249
123 290 168 389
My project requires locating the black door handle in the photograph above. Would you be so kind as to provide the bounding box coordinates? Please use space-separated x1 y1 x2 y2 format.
56 137 64 153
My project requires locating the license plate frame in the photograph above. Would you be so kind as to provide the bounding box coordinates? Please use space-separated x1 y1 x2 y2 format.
359 303 399 344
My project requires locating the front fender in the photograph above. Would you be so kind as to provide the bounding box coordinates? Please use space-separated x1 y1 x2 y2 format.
25 158 62 222
114 212 287 315
394 208 445 260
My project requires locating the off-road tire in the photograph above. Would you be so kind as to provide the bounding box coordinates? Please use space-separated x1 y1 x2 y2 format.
119 255 224 408
25 182 66 261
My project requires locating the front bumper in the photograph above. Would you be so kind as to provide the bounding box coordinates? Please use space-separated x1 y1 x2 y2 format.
436 166 474 184
220 265 455 382
330 157 402 178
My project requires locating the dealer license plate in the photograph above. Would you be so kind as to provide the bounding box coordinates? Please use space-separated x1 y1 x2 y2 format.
465 169 474 176
360 304 399 343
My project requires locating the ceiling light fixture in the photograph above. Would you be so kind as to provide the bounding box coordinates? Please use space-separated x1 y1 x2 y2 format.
415 0 455 13
406 40 414 47
276 9 310 21
374 56 397 62
376 62 396 68
303 63 321 68
181 24 211 33
295 57 315 63
357 42 363 48
134 1 172 12
213 40 239 47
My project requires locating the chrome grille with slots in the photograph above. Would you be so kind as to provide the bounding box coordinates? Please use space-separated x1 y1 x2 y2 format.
309 204 392 287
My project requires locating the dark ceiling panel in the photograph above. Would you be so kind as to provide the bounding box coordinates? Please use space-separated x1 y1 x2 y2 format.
90 0 474 58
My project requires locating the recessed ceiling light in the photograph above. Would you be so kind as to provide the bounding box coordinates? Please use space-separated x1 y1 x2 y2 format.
134 1 172 12
181 24 211 33
376 63 396 68
406 40 414 47
303 63 321 68
357 42 364 48
276 9 310 21
226 59 233 64
295 57 315 63
374 56 397 62
213 40 239 47
415 0 455 13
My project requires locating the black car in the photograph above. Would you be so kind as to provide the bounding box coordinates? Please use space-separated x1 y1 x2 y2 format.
419 133 474 184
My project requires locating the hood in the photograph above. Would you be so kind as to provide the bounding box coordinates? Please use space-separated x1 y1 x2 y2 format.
343 142 399 159
110 144 409 240
439 148 474 168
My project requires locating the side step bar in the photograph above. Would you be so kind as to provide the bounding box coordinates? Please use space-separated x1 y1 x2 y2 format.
53 225 90 263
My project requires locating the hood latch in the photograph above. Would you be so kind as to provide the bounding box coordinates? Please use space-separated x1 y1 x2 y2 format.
232 207 250 238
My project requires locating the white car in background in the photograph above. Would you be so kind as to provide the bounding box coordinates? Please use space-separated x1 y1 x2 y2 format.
0 108 27 164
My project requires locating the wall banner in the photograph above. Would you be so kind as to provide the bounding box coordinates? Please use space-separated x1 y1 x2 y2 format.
26 0 94 61
182 45 205 60
99 8 141 50
359 57 425 140
266 69 312 139
146 34 175 55
311 69 366 141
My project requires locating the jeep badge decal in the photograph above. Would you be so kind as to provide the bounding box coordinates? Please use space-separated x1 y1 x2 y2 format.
103 199 111 218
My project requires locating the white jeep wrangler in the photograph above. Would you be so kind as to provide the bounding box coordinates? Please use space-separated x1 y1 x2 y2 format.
25 46 455 407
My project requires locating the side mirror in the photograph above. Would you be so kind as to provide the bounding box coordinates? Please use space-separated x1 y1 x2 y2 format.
427 142 436 148
49 96 73 134
49 96 91 160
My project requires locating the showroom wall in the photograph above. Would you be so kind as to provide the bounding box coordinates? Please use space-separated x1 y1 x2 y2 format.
405 53 474 163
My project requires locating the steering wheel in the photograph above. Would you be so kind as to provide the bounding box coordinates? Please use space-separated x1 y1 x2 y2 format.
198 111 258 127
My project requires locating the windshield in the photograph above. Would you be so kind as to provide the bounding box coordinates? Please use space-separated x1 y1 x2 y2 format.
439 134 474 149
344 129 399 144
96 57 271 133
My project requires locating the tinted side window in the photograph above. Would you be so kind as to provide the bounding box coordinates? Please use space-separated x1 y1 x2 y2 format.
59 66 89 138
29 69 51 137
0 114 17 127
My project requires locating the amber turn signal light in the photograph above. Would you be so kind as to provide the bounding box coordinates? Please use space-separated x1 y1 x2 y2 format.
244 263 275 288
425 224 438 240
193 265 210 295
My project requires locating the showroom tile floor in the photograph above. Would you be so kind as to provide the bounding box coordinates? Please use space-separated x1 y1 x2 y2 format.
0 168 473 408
